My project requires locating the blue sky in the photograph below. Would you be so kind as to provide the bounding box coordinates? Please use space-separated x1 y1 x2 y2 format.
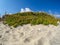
0 0 60 17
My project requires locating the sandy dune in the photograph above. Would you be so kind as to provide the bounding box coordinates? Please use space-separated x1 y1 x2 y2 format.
0 22 60 45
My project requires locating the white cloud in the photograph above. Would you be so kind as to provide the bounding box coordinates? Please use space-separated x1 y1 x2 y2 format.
20 8 25 12
25 8 32 12
53 12 60 17
20 8 32 13
54 14 60 17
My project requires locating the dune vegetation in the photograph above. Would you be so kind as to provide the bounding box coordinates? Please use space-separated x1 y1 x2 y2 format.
1 12 59 27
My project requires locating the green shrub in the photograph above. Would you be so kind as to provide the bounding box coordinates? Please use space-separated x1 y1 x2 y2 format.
2 12 58 27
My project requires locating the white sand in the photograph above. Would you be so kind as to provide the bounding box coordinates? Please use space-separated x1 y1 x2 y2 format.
0 22 60 45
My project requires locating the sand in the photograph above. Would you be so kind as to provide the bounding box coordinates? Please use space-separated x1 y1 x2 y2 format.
0 22 60 45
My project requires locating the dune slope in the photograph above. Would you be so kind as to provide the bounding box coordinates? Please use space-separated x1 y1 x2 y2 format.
0 22 60 45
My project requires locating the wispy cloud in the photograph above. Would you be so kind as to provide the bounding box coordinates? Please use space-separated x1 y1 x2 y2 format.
53 12 60 17
48 10 60 17
54 14 60 17
48 10 53 15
